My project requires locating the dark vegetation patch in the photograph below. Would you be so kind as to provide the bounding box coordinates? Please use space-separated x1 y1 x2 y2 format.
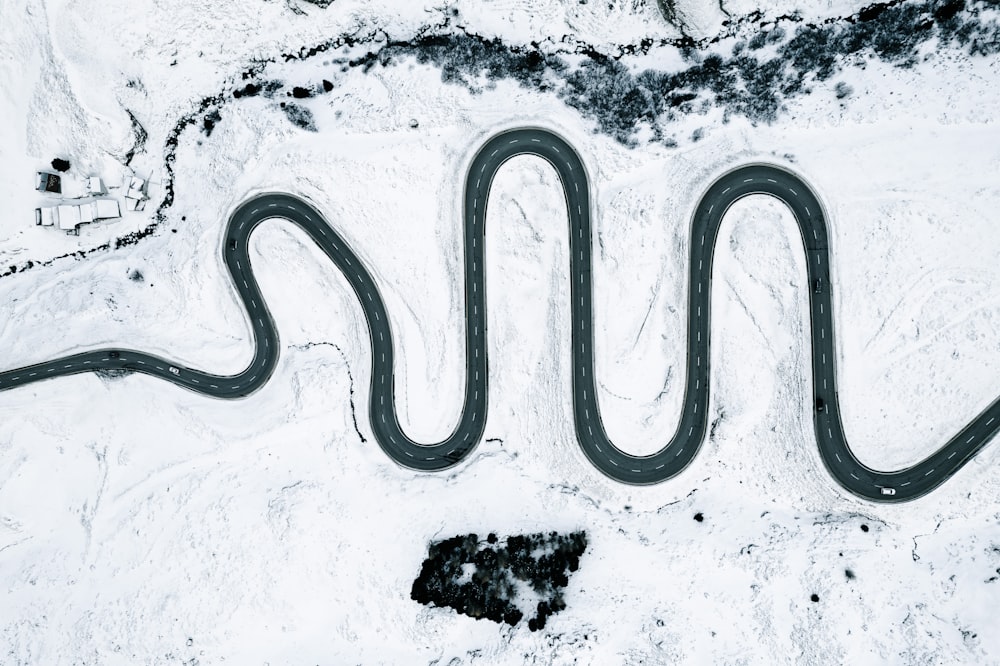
266 0 997 144
201 109 222 136
129 269 144 283
282 103 317 131
694 512 704 522
810 593 820 602
233 80 283 100
51 158 71 172
835 81 854 99
233 82 262 98
411 531 587 631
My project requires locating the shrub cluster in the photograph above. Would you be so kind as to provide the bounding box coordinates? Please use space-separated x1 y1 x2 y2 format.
331 0 999 145
210 0 998 150
281 103 317 131
411 531 587 632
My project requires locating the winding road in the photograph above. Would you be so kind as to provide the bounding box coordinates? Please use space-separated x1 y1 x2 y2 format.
1 128 997 502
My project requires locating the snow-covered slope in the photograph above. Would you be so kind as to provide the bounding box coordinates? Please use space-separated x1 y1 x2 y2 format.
1 0 999 663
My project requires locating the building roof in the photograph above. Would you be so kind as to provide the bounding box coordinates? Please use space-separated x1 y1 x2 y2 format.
35 207 57 226
36 172 62 194
126 176 146 200
57 205 81 231
93 199 121 219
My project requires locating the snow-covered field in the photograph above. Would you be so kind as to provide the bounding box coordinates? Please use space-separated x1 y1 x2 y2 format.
1 0 999 663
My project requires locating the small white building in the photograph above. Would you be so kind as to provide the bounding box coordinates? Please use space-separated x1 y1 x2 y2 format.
36 198 122 235
124 175 147 211
35 207 58 227
57 204 81 232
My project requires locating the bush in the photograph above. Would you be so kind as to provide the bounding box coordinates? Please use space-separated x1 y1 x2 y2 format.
202 109 222 136
282 103 317 131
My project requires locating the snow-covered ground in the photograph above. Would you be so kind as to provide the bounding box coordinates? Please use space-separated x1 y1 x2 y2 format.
1 0 999 663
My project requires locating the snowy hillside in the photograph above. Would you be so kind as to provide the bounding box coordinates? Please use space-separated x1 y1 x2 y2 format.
1 0 999 663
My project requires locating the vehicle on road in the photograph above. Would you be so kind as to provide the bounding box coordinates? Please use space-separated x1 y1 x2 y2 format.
813 278 823 293
880 487 896 496
816 397 825 413
109 351 120 359
228 238 237 250
169 366 180 376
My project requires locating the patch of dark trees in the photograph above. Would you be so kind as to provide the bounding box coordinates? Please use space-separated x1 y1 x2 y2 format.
411 531 587 632
430 0 994 143
252 0 997 144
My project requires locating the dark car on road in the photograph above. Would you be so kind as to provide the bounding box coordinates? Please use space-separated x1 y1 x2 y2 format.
816 397 826 413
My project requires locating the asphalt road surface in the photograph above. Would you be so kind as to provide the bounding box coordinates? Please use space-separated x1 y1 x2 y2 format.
1 128 997 502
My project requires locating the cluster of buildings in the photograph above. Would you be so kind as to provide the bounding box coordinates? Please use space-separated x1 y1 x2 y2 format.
33 169 150 235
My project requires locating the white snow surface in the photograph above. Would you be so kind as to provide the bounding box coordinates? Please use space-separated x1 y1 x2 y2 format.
1 0 1000 663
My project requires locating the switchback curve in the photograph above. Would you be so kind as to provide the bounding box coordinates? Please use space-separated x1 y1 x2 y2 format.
1 127 997 502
